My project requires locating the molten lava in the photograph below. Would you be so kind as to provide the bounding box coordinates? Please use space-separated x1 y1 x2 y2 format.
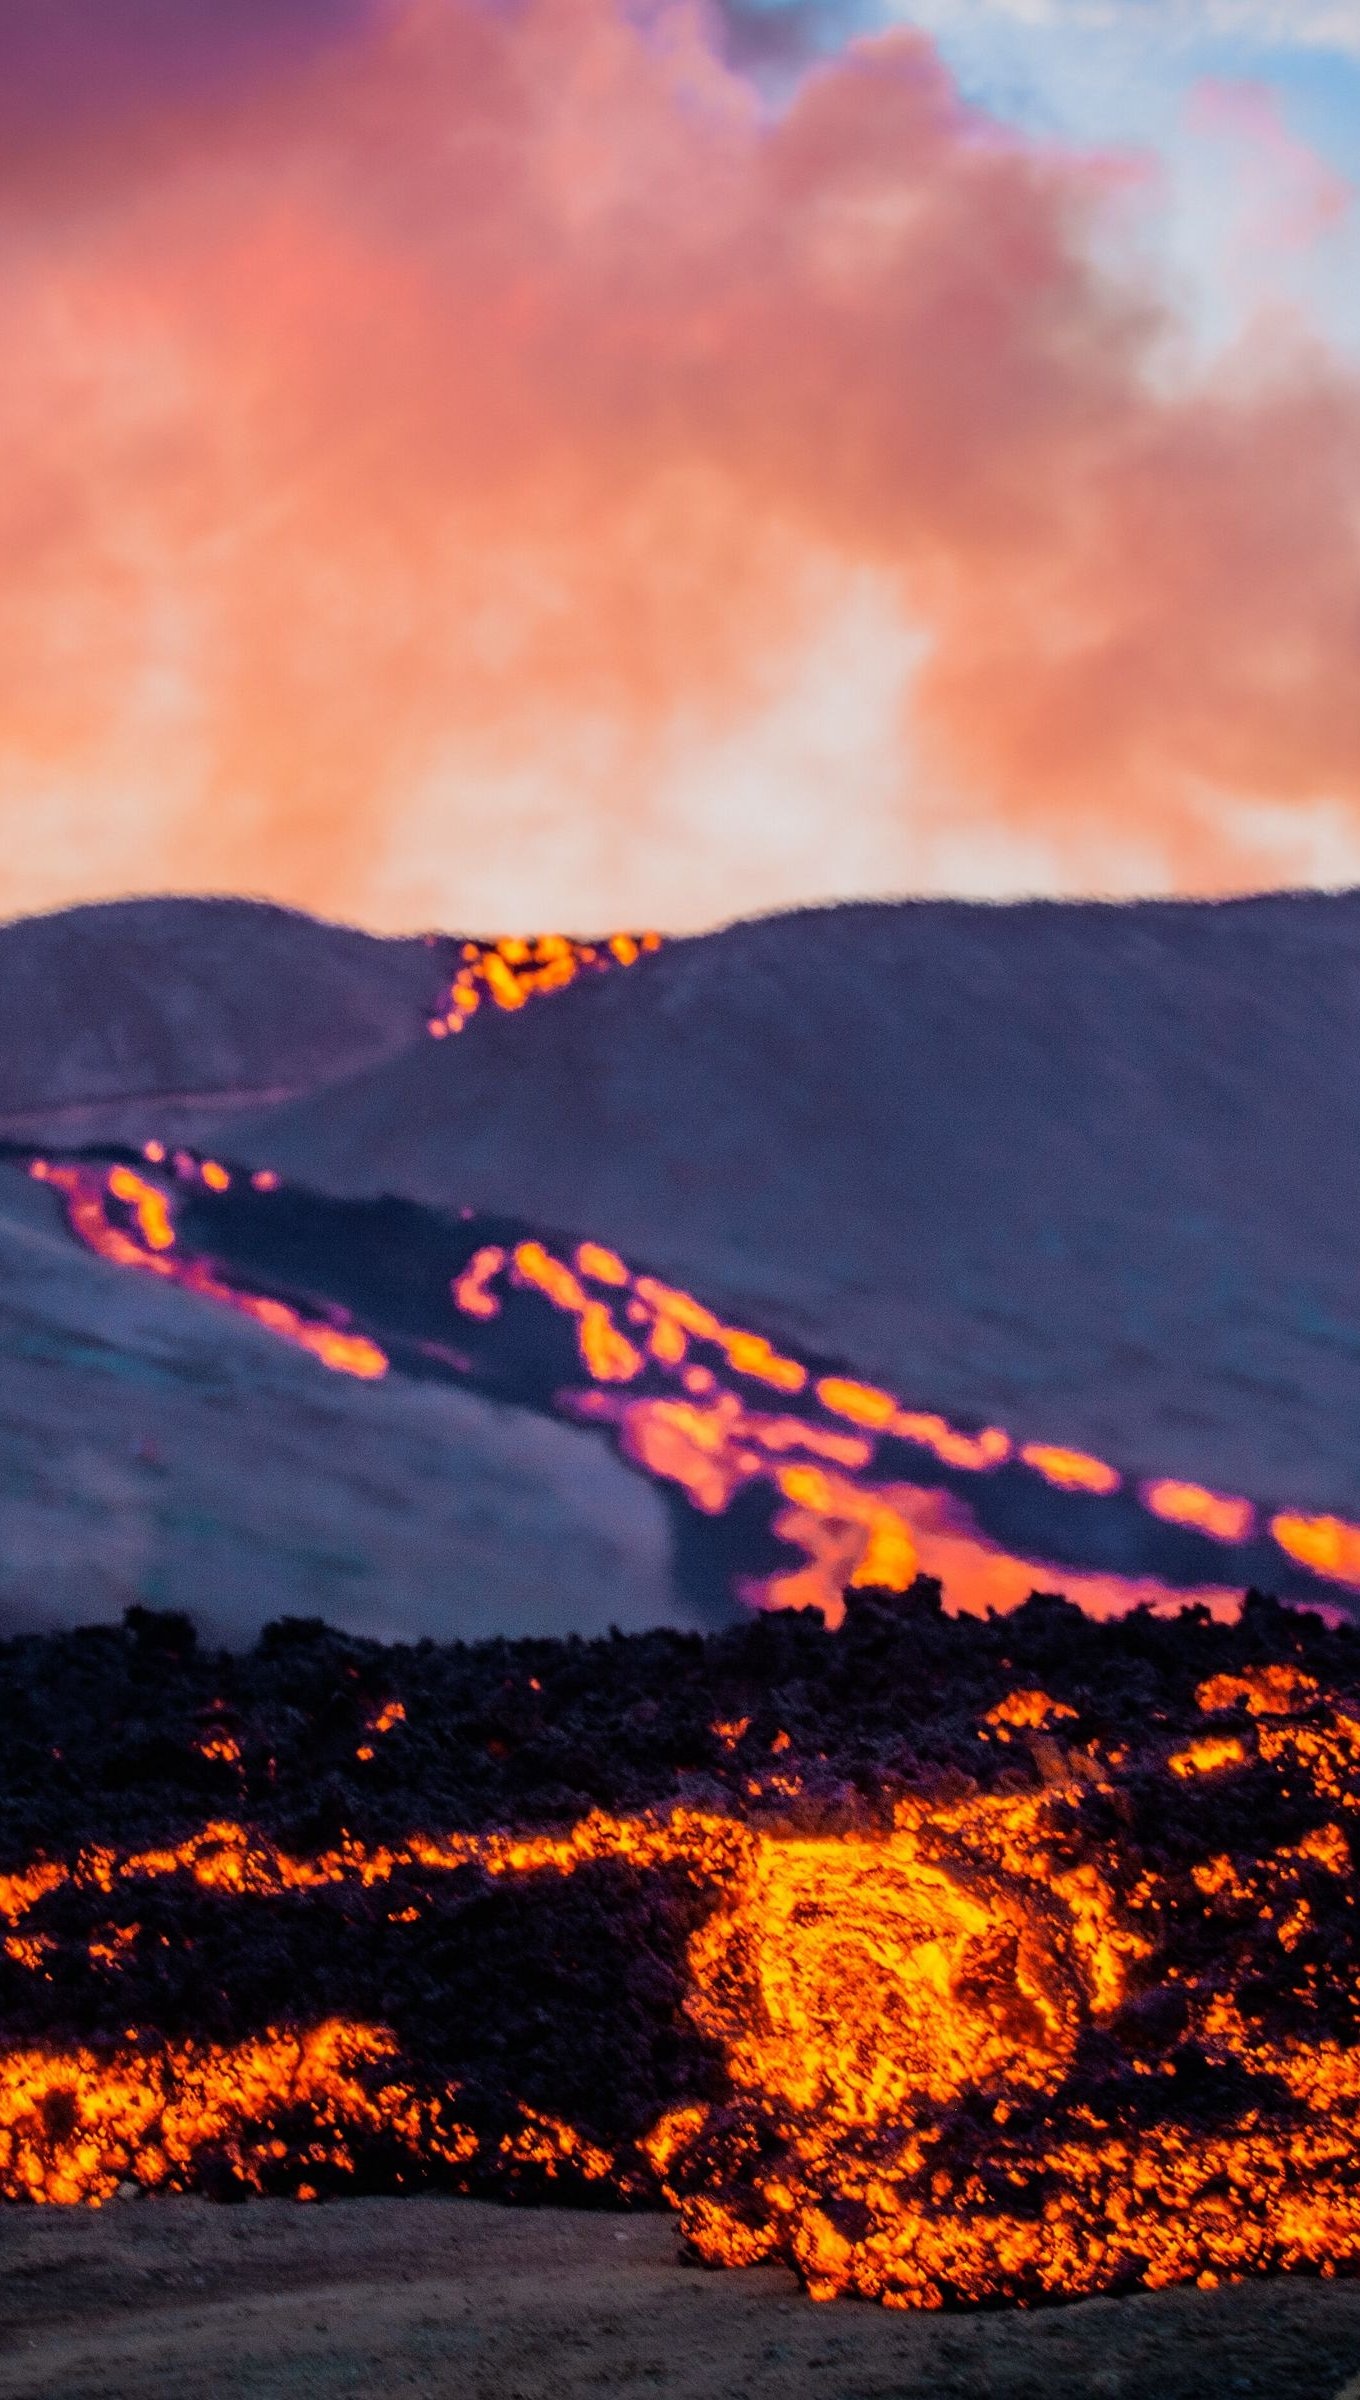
646 1663 1360 2304
426 932 662 1036
5 1616 1360 2307
27 1148 1360 1628
0 2021 478 2206
29 1160 388 1382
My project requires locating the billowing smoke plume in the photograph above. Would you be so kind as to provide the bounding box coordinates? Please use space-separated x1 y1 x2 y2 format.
0 0 1357 926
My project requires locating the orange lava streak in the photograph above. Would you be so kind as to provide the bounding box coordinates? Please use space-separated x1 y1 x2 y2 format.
498 2108 613 2182
775 1465 917 1592
1018 1445 1121 1496
721 1333 806 1394
106 1166 175 1251
1168 1733 1248 1777
509 1239 644 1382
0 1809 753 1932
892 1415 1012 1471
617 1394 872 1522
3 1935 54 1973
711 1717 752 1750
575 1242 630 1287
1272 1513 1360 1588
578 1300 645 1383
451 1245 505 1319
1199 1665 1319 1717
0 1862 66 1924
1143 1480 1255 1545
984 1690 1078 1737
816 1377 898 1431
631 1277 723 1341
620 1397 753 1513
512 1240 588 1314
30 1163 387 1382
630 1277 804 1391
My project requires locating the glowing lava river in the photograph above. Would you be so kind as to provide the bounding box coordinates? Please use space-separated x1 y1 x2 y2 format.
7 933 1360 2305
6 1600 1360 2306
19 1143 1360 1631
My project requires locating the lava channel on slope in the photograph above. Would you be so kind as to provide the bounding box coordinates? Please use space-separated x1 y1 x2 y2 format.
4 1592 1360 2309
425 929 662 1036
20 1146 1360 1631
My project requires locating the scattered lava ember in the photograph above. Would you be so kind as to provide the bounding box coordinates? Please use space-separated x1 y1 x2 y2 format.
425 932 662 1036
3 1592 1360 2309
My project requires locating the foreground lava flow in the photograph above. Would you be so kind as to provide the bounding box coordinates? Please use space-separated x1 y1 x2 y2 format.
0 2022 478 2206
648 1672 1360 2305
5 1603 1360 2310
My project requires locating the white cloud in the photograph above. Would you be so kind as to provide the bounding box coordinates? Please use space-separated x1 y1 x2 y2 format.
898 0 1360 55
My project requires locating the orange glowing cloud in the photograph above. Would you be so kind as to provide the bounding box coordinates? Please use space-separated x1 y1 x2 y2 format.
0 0 1357 929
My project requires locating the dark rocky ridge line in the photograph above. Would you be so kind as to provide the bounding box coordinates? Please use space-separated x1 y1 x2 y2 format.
1 1585 1338 1861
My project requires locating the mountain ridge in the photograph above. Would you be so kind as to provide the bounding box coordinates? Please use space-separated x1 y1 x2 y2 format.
0 894 452 1141
201 888 1360 1517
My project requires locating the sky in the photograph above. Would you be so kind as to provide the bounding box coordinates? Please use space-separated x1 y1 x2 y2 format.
1 0 1357 934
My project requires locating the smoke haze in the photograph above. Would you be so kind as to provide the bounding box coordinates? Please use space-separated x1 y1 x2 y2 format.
1 0 1357 929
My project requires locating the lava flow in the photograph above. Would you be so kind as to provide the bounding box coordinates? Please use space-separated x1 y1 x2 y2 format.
27 1159 388 1382
426 931 662 1036
25 1147 1360 1629
653 1663 1360 2304
3 1595 1360 2307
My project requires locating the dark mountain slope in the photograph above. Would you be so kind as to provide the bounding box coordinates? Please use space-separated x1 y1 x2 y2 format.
216 893 1360 1516
0 896 449 1142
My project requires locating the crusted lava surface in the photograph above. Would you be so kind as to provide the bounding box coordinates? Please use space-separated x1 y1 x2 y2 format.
4 1586 1360 2306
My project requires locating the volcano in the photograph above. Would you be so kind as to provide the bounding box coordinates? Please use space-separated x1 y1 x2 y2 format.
7 889 1360 2316
10 890 1360 1640
216 891 1360 1523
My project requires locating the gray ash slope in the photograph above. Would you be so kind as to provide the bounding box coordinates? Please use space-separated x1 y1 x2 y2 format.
0 895 450 1144
0 1159 681 1646
217 892 1360 1521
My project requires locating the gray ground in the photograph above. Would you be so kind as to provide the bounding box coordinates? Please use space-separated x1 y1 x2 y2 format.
0 1162 687 1647
1 2196 1357 2400
217 892 1360 1520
